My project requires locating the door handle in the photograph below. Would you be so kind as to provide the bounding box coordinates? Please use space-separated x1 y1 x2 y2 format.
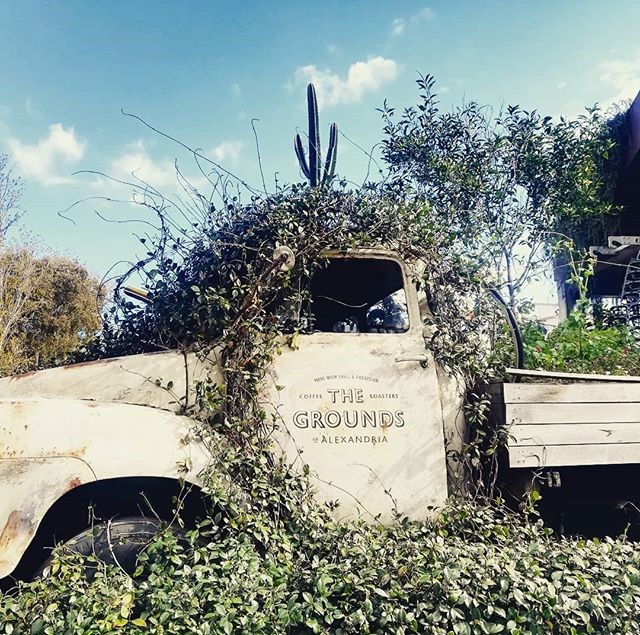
395 354 429 368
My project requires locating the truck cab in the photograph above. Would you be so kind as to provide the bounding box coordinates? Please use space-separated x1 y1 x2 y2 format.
0 248 465 583
273 249 461 521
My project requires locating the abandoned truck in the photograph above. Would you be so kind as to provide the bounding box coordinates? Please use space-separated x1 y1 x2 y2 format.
1 247 639 584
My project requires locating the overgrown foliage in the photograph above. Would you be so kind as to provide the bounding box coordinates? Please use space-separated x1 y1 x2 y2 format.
522 249 640 376
84 185 506 387
380 75 620 306
2 79 638 633
4 502 640 634
523 310 640 375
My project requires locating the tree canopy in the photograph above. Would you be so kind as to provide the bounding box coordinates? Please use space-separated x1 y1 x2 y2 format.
380 75 619 305
0 154 25 245
0 248 104 374
0 157 103 375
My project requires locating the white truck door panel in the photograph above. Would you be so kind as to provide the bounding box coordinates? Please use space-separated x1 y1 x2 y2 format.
272 253 448 521
274 335 448 521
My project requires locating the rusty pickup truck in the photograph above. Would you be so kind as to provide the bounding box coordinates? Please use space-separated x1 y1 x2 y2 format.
0 249 465 583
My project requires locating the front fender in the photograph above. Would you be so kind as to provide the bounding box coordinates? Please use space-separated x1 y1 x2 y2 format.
0 398 212 579
0 457 95 578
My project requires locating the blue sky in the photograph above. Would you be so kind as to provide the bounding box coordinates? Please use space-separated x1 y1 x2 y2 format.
1 0 639 284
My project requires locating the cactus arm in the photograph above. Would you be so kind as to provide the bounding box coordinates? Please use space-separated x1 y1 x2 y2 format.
322 122 338 185
307 84 321 187
294 133 311 179
294 83 339 187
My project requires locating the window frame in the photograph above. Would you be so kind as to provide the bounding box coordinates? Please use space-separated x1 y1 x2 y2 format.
303 250 422 338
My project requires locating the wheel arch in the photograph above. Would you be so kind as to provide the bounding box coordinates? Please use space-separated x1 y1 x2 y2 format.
3 475 210 586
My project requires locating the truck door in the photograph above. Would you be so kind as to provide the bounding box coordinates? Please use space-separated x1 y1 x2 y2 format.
272 252 448 521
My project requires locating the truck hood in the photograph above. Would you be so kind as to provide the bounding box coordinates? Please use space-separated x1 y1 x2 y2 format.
0 351 219 413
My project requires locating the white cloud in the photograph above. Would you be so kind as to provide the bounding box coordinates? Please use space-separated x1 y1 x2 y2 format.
25 98 37 117
390 7 434 36
413 7 434 22
556 81 567 89
293 57 398 108
391 18 405 37
230 83 242 104
209 140 244 164
598 53 640 104
110 140 178 190
92 141 213 195
8 123 86 186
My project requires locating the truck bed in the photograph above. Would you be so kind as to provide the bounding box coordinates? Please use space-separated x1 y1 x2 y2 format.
490 378 640 468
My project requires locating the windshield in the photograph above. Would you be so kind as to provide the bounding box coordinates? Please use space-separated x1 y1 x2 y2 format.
306 258 409 334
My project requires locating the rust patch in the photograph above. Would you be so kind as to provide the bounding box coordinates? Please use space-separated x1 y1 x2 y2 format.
8 370 37 380
67 477 82 490
0 458 46 480
0 511 20 549
0 510 33 550
0 449 24 458
64 446 88 459
61 357 120 370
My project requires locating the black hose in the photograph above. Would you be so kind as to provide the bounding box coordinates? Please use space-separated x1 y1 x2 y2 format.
486 288 524 378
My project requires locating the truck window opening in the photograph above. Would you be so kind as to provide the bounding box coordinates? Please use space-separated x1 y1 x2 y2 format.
308 258 409 333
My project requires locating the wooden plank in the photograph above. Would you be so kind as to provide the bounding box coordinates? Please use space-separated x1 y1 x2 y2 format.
509 422 640 447
507 402 640 425
503 382 640 405
505 368 640 382
509 443 640 468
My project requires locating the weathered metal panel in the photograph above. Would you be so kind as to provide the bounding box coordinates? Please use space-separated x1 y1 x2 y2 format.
509 444 640 468
0 351 220 414
508 402 640 425
0 398 211 479
273 338 448 522
0 457 95 578
436 367 468 494
0 398 212 578
511 422 640 446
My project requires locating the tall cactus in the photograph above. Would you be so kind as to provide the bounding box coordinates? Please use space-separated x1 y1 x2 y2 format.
294 83 338 187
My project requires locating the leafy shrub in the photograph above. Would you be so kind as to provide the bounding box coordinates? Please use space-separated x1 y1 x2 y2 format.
3 501 640 634
523 308 640 375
